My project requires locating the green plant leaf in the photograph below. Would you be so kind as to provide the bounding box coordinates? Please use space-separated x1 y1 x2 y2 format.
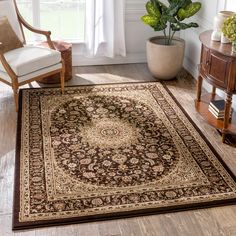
146 1 161 18
167 15 178 23
141 0 200 35
141 15 159 27
168 0 192 8
177 2 201 21
182 0 192 9
171 22 199 31
167 0 190 16
153 0 168 13
150 0 160 12
154 25 167 31
167 0 180 4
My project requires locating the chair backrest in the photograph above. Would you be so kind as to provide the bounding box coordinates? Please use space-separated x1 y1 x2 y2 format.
0 0 24 42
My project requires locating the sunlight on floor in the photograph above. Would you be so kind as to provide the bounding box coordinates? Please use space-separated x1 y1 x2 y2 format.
75 73 138 83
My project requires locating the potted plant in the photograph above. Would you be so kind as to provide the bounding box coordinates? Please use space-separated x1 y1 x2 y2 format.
222 14 236 52
141 0 201 80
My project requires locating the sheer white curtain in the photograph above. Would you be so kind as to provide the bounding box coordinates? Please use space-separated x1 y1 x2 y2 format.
83 0 126 58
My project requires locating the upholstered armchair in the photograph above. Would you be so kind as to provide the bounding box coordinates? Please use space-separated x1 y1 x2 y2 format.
0 0 65 111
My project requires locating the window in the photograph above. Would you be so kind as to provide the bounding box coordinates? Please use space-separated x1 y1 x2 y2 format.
16 0 86 42
226 0 236 11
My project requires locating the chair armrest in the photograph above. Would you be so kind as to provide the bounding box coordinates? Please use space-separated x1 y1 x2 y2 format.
0 42 17 80
16 10 55 50
19 18 55 50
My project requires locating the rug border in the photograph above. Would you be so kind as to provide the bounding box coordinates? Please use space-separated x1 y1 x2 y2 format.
12 82 236 231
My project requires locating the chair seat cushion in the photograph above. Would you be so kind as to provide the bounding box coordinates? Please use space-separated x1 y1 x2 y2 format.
0 63 62 84
0 45 61 76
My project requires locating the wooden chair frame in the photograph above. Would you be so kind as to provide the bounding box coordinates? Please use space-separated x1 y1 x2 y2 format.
0 0 65 111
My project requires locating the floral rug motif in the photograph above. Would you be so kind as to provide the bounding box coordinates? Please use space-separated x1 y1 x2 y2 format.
13 82 236 229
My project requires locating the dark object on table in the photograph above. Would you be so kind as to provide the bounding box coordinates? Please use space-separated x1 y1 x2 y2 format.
208 99 233 119
37 41 72 84
210 100 227 112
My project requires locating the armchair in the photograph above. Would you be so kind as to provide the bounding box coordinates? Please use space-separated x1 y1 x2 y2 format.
0 0 65 111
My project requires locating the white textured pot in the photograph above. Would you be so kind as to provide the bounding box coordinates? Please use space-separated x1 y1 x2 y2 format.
146 36 185 80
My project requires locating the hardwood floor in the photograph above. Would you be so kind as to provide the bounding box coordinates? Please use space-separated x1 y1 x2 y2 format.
0 64 236 236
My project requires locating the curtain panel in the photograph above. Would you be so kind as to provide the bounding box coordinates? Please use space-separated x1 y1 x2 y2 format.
83 0 126 58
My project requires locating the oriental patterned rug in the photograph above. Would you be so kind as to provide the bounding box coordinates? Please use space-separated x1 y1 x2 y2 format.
13 82 236 230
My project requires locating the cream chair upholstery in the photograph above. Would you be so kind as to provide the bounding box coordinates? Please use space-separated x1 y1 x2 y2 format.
0 0 65 111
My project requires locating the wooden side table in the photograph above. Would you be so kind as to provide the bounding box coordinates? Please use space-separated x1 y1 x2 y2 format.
37 41 72 84
196 30 236 142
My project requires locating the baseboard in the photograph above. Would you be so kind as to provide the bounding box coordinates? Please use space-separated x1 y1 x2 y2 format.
72 52 147 66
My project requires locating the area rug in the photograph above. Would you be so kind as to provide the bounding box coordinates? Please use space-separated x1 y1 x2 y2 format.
13 82 236 230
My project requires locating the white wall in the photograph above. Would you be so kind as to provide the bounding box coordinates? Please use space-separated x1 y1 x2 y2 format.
72 0 157 66
226 0 236 11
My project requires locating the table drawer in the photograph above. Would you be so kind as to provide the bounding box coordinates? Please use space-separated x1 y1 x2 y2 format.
207 51 230 88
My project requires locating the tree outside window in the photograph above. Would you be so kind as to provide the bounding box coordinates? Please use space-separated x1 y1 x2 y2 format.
16 0 86 42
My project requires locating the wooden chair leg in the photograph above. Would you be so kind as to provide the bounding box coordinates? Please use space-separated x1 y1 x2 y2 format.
60 60 65 94
12 87 19 112
60 71 65 94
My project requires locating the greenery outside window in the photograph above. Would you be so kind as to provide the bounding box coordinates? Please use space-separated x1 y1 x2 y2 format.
16 0 86 43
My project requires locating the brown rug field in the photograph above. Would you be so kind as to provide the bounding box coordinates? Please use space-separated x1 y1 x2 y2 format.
13 82 236 230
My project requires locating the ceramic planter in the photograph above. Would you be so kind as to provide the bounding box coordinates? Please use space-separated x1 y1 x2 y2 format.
146 36 185 80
